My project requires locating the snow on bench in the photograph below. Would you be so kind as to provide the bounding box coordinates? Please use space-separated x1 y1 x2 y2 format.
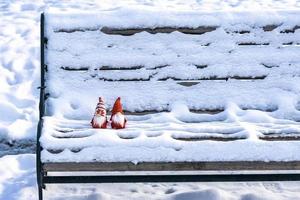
39 11 300 170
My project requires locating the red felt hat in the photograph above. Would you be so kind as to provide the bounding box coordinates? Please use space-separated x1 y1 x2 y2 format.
111 97 124 115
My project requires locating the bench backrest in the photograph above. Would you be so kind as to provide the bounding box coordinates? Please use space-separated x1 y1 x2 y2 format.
44 12 300 119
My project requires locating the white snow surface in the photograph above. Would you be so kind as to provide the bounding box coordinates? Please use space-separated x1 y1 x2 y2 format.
1 0 300 141
2 0 300 199
44 9 300 117
1 154 300 200
41 104 300 162
41 5 300 162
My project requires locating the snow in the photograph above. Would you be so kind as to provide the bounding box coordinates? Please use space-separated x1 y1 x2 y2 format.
41 102 300 162
41 8 300 162
0 154 36 200
46 10 300 32
0 1 40 140
1 154 300 200
2 0 300 199
44 10 300 121
1 0 300 140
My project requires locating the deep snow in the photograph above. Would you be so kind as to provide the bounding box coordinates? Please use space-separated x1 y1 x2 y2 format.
1 0 300 140
1 0 300 199
41 8 300 162
41 108 300 163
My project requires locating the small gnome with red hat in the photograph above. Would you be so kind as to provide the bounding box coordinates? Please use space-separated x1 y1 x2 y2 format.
110 97 127 129
91 97 108 128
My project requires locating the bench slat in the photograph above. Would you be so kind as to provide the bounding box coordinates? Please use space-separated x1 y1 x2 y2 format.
44 74 287 113
60 63 283 71
174 135 300 141
57 64 297 82
98 76 268 82
54 24 300 35
43 161 300 172
100 26 218 35
49 50 300 79
50 28 300 49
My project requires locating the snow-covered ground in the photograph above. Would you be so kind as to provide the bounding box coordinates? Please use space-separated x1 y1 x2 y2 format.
1 154 300 200
1 0 300 199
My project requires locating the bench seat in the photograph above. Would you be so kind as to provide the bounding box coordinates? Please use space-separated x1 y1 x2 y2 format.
40 114 300 165
40 11 300 169
36 11 300 200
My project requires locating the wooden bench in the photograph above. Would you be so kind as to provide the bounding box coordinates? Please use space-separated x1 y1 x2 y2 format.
37 12 300 199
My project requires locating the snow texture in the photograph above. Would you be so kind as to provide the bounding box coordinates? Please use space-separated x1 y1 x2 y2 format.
41 106 300 162
1 154 300 200
41 8 300 162
2 0 300 199
45 11 300 116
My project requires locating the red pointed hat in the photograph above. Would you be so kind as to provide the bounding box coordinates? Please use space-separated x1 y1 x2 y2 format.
111 97 124 115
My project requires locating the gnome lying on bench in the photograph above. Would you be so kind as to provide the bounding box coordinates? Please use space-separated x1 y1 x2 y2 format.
91 97 127 129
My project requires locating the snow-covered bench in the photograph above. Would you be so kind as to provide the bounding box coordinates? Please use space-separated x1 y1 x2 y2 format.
37 12 300 199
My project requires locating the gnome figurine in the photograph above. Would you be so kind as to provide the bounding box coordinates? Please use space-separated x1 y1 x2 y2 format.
110 97 127 129
91 97 108 128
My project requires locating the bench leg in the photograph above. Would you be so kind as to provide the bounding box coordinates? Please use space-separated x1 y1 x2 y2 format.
38 184 43 200
37 170 45 200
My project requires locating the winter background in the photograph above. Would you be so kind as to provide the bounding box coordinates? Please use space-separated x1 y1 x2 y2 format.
1 0 300 199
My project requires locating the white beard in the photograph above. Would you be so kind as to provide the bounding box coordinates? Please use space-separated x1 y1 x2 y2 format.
112 112 125 125
93 115 106 126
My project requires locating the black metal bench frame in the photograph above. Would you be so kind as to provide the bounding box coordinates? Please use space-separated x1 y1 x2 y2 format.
36 13 300 200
